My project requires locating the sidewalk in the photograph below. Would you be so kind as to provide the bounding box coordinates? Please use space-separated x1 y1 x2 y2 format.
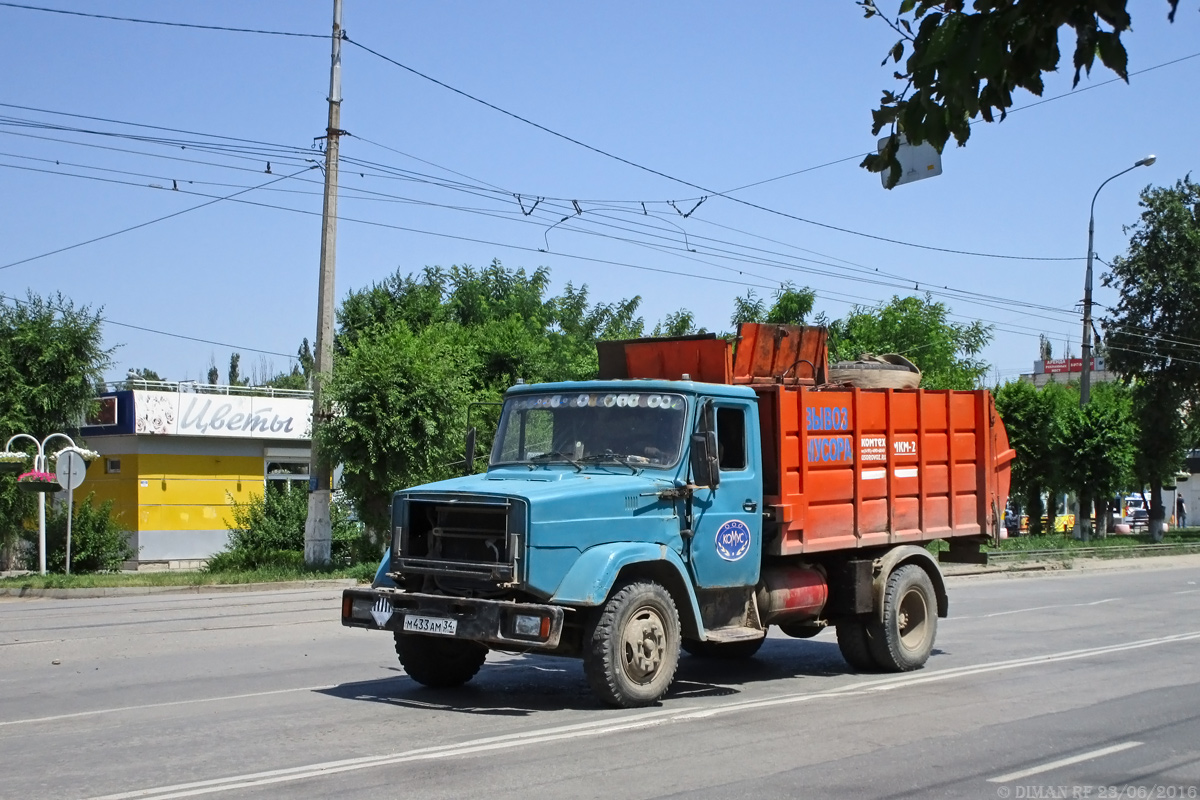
0 577 359 599
942 550 1200 580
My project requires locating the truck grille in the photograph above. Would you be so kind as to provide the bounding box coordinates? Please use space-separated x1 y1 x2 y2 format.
393 494 525 587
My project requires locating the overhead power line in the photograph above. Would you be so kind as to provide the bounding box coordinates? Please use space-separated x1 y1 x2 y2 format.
0 2 325 38
723 50 1200 195
0 165 317 272
0 293 299 360
344 35 1083 262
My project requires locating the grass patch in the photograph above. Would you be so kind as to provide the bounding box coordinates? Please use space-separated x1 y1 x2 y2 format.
989 528 1200 552
0 561 377 590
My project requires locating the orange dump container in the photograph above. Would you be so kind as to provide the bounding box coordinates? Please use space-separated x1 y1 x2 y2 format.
754 383 1013 555
599 323 1015 553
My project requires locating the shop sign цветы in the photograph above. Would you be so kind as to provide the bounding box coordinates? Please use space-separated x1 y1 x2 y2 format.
132 391 311 439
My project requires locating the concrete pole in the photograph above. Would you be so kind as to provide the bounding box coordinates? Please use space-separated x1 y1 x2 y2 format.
305 0 343 567
1078 156 1156 542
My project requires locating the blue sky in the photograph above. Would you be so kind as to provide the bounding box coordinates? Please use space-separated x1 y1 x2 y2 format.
2 1 1197 386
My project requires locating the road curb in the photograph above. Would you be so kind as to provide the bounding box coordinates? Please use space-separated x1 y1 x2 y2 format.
0 578 361 599
943 550 1200 580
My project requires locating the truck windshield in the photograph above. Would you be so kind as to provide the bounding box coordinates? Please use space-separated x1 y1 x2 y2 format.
490 391 688 469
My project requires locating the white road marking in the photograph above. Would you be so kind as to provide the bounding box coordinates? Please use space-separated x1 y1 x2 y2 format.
84 629 1200 800
955 597 1119 619
987 741 1143 783
0 681 398 727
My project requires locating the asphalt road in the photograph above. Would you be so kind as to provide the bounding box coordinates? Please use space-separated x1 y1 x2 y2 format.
3 558 1199 800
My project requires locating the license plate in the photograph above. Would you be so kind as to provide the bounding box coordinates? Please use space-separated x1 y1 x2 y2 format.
402 614 458 636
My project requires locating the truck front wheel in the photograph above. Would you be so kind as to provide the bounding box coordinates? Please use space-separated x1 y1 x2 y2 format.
583 581 681 708
393 632 488 688
866 564 937 671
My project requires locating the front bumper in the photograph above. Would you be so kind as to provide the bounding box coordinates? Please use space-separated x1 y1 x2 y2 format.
341 588 566 649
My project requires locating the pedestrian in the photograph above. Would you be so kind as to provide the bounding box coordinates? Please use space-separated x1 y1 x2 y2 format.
1177 495 1187 528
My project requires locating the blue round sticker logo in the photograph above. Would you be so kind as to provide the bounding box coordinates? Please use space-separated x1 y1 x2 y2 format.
715 520 751 562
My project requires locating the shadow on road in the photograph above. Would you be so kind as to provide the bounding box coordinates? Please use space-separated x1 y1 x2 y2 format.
315 635 853 715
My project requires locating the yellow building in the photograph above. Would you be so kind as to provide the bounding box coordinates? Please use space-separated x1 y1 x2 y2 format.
80 384 312 567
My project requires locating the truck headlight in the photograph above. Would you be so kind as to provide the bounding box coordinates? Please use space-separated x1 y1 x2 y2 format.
513 614 549 638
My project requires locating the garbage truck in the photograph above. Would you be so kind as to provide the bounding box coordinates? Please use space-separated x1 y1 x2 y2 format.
341 324 1014 708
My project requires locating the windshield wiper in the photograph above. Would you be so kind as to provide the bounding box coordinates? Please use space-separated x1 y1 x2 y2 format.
527 451 583 472
579 451 641 474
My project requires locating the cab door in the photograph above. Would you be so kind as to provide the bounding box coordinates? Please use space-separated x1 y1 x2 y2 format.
688 399 762 588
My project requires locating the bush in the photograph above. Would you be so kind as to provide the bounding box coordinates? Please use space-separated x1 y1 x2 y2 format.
209 486 381 571
22 493 135 573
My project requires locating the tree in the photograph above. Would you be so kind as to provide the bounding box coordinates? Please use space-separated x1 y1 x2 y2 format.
128 367 163 382
827 293 992 389
320 261 649 532
1061 381 1137 538
0 292 113 567
228 353 248 387
859 1 1181 187
652 309 700 337
730 283 816 327
1102 177 1200 540
994 380 1074 535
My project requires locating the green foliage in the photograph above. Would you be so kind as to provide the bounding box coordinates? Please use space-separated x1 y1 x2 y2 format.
1061 381 1138 511
0 292 113 567
652 309 700 337
209 486 370 571
1103 177 1200 534
21 493 135 574
995 381 1073 534
321 260 651 532
858 1 1176 186
827 293 992 389
730 283 816 328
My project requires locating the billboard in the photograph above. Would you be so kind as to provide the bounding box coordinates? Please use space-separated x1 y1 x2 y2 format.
1037 357 1105 375
132 391 311 439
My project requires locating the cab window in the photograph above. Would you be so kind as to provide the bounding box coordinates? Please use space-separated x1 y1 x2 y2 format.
716 407 746 470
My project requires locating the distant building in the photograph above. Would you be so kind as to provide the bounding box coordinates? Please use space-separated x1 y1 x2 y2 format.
78 382 312 568
1019 357 1116 388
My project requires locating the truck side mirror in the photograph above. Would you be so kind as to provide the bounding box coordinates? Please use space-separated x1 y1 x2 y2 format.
464 427 477 476
690 430 720 489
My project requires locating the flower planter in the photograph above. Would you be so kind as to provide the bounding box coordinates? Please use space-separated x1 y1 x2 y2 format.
0 460 28 474
18 479 61 493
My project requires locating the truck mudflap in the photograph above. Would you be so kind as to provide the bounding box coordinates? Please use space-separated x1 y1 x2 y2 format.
341 588 566 650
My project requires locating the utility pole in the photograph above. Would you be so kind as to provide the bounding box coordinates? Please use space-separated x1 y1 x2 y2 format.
305 0 343 567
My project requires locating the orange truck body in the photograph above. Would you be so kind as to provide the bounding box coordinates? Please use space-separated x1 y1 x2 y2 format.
598 322 1016 551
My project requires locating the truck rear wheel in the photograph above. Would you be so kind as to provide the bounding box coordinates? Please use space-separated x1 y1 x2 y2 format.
583 581 681 708
393 632 488 688
681 636 764 659
866 564 937 671
835 621 878 671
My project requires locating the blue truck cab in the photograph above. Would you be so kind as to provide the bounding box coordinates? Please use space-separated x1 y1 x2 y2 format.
344 378 769 707
343 327 971 708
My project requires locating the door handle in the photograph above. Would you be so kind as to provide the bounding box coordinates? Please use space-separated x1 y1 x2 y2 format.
743 500 757 512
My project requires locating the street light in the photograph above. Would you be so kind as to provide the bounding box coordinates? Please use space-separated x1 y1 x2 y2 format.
1080 154 1156 406
4 432 79 575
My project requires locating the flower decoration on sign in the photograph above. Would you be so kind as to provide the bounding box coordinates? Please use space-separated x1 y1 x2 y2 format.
135 393 176 435
52 446 100 462
17 470 62 493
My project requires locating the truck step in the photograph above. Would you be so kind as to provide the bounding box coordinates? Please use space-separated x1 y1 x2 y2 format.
704 625 766 644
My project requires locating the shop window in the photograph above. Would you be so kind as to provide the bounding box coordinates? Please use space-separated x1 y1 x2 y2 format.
266 460 309 493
